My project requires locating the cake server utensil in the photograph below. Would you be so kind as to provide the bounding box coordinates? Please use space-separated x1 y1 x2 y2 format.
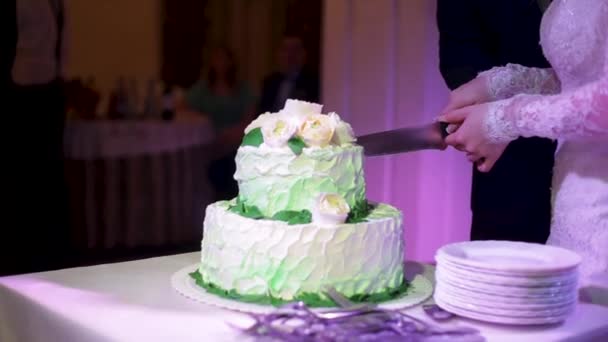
324 286 377 311
357 122 450 157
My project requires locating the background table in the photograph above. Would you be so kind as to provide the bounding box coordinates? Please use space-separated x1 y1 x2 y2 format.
1 253 607 342
64 120 215 250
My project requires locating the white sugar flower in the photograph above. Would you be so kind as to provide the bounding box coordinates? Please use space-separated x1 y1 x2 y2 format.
279 99 324 128
261 116 297 148
245 112 275 134
328 112 356 145
283 99 323 116
275 110 306 129
298 114 335 147
312 193 350 225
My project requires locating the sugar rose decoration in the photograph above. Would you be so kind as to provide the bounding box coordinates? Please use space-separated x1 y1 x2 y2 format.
283 99 323 117
261 116 297 148
243 100 356 151
328 112 356 145
280 99 324 129
298 114 335 147
244 112 274 134
312 193 350 225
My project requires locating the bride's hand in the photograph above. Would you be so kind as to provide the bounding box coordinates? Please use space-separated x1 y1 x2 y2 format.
439 103 509 173
442 76 492 113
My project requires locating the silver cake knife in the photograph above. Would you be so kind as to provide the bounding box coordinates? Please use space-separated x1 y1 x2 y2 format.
357 122 450 157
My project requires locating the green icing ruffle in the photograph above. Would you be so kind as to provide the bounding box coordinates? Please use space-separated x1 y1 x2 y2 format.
190 270 410 308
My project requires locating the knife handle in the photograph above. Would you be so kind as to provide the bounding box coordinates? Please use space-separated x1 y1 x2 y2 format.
439 122 450 139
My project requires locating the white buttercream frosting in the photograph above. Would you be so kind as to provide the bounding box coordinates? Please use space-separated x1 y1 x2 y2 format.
199 201 404 300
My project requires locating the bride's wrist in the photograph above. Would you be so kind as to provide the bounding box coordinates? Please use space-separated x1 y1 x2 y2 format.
484 100 519 144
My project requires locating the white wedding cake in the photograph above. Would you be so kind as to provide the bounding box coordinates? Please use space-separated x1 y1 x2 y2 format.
193 100 405 306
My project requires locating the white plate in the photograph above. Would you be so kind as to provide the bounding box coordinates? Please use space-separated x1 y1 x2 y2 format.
435 296 571 326
436 270 578 298
171 263 434 314
435 284 576 310
434 291 576 318
435 281 578 305
433 292 576 318
436 241 581 275
437 260 578 287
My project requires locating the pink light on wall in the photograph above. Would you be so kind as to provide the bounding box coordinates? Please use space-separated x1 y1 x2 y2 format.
322 0 471 263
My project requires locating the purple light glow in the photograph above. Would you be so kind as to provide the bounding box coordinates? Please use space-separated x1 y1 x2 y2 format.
322 0 471 263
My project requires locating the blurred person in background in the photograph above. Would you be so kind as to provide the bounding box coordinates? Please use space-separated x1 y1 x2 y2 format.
1 0 70 275
259 35 319 113
178 46 256 200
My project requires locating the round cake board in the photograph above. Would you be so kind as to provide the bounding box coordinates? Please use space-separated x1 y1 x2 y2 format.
172 263 434 314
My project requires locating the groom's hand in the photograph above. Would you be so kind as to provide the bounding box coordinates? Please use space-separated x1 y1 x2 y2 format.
442 76 493 114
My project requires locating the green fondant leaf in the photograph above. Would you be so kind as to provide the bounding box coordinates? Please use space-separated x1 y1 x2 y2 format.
189 271 410 308
346 199 376 223
272 210 312 225
227 197 374 225
241 127 264 147
287 136 307 155
228 197 264 219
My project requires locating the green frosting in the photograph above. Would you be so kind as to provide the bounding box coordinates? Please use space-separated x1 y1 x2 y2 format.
190 270 410 308
234 145 366 217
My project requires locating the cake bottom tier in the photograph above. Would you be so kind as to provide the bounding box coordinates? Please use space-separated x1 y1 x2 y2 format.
198 201 405 303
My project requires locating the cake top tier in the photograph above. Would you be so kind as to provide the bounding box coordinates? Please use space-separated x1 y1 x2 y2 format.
232 100 369 225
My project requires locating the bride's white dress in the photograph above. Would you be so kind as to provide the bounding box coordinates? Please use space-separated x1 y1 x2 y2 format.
480 0 608 282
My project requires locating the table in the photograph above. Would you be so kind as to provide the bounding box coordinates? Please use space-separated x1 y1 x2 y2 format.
1 253 607 342
64 120 215 249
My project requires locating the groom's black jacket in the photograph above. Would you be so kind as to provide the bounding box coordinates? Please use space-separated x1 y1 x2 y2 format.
437 0 556 243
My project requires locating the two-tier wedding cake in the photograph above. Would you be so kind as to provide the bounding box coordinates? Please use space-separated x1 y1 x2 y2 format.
191 99 406 306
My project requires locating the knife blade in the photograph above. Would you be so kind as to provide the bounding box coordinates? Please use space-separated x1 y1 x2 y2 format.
357 122 450 156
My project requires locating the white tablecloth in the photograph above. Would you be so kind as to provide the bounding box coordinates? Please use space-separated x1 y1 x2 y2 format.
64 120 215 249
1 253 607 342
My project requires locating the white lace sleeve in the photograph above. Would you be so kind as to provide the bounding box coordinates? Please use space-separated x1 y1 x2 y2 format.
484 70 608 143
480 64 561 100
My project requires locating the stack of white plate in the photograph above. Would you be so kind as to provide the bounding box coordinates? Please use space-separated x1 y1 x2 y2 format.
434 241 582 325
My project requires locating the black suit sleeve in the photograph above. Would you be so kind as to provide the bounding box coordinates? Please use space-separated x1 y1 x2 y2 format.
437 0 494 90
1 0 17 90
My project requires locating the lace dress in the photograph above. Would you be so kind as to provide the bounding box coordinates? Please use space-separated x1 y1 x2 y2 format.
480 0 608 282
